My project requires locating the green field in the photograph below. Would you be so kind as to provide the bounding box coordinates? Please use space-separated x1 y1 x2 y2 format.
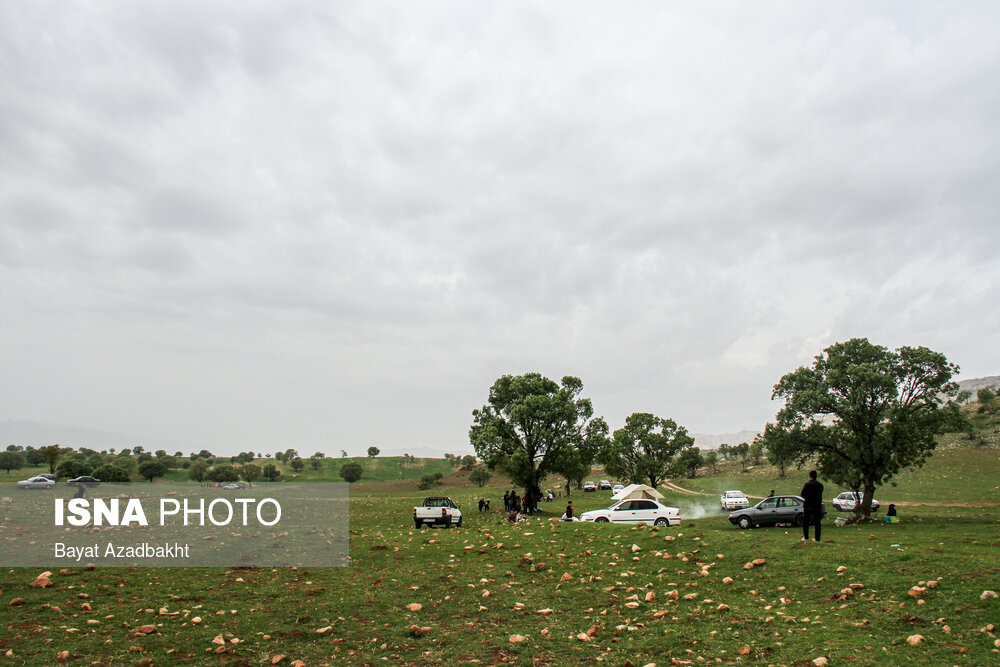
2 449 999 665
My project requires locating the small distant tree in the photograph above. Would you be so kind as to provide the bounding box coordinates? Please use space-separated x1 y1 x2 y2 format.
749 442 763 466
758 424 797 479
469 466 491 488
704 450 718 474
155 449 167 458
241 464 261 486
340 462 363 483
736 442 751 472
188 460 209 482
25 447 46 466
42 445 62 475
92 464 130 483
677 447 704 478
417 473 439 490
310 457 323 470
367 446 380 458
138 460 167 482
977 387 998 414
0 451 26 474
262 463 281 481
460 454 476 470
290 457 305 473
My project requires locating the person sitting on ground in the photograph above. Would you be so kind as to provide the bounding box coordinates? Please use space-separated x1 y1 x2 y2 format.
884 503 898 523
563 501 574 521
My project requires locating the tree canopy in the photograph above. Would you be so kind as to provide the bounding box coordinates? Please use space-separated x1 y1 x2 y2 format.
138 460 167 482
340 462 363 483
470 373 607 501
598 412 694 488
768 337 960 518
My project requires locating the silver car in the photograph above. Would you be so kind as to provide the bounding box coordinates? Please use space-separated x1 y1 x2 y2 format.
728 495 824 529
17 475 56 490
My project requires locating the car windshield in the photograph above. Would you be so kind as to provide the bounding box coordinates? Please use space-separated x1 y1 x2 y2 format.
726 491 744 498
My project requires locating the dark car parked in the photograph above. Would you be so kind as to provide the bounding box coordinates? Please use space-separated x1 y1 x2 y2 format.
728 495 825 529
67 476 101 488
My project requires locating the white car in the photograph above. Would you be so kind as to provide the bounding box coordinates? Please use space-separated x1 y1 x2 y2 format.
611 484 625 494
832 491 880 512
580 498 681 527
17 476 56 490
583 481 597 492
720 490 750 510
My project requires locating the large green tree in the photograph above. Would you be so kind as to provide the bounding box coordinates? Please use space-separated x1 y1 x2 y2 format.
769 338 961 519
599 413 693 489
470 373 607 503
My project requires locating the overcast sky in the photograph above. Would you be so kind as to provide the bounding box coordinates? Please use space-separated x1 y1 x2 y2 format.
2 2 998 456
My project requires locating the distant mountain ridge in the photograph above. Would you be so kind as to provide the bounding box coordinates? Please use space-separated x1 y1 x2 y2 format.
691 430 760 450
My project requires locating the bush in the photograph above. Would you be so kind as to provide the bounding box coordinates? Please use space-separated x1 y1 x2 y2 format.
56 459 93 480
91 464 130 483
340 462 363 483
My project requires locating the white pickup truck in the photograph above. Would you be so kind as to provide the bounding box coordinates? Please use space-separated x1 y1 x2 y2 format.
413 497 463 528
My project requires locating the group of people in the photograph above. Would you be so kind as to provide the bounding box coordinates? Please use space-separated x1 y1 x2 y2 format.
502 489 539 515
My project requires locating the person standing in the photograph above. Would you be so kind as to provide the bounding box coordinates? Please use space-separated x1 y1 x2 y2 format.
800 470 824 542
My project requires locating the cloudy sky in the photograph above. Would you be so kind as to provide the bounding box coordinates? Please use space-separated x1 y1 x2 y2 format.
2 2 998 456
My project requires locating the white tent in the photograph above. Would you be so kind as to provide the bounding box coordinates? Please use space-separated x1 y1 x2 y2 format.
611 484 664 501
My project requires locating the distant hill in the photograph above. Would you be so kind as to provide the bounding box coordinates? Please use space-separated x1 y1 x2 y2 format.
957 375 1000 396
691 430 760 450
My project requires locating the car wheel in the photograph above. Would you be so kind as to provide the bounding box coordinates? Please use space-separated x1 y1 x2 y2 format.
793 514 803 527
415 522 422 529
595 517 609 523
738 516 752 530
654 517 668 527
456 518 462 528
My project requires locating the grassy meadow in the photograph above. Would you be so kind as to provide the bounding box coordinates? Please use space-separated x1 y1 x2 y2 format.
2 448 999 665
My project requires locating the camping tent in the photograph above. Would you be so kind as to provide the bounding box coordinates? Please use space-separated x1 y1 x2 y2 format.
611 484 664 501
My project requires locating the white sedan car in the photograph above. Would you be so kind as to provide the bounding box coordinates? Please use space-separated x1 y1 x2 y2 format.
580 498 681 527
17 475 56 489
720 490 750 510
832 491 880 512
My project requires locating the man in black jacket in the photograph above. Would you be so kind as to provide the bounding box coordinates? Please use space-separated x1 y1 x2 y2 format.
800 470 824 542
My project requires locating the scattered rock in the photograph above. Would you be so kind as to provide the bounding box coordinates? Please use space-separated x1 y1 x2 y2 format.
909 587 927 598
406 603 422 612
980 590 998 600
271 655 285 664
812 657 829 666
55 651 70 661
509 634 526 643
8 598 25 607
906 634 925 646
212 635 225 645
137 625 156 635
737 644 751 655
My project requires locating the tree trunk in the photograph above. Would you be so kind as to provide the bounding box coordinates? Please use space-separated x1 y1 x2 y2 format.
860 483 876 521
